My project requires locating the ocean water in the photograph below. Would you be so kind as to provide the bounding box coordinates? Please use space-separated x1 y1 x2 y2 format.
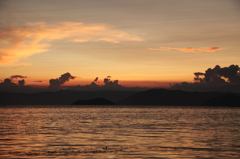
0 106 240 159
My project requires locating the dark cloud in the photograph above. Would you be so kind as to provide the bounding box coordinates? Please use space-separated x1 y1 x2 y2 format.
218 65 240 83
193 65 240 84
49 72 76 89
94 77 98 82
104 77 111 84
194 72 205 78
102 76 122 89
114 80 119 84
171 64 240 93
0 77 44 93
88 77 100 88
10 75 27 79
0 77 25 86
104 76 112 84
2 78 15 85
193 72 205 83
18 79 25 86
204 65 222 83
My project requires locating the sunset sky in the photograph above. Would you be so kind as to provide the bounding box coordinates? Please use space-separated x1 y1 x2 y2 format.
1 0 240 88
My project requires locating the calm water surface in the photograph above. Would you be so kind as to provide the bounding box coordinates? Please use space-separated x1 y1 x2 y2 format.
0 106 240 158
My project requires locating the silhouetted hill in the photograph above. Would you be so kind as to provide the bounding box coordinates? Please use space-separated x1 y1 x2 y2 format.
117 89 240 106
71 98 115 105
0 90 136 105
202 94 240 106
1 89 239 106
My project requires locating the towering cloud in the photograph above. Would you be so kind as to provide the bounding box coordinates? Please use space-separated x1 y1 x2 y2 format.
104 76 111 84
2 78 14 85
0 75 27 86
102 76 122 89
18 79 25 86
170 64 240 93
0 78 24 86
114 80 119 84
49 72 76 89
193 64 240 84
217 65 240 83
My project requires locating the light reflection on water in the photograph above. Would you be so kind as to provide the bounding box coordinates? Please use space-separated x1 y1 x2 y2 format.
0 106 240 158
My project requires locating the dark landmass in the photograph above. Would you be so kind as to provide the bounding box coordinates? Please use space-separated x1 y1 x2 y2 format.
0 90 136 105
71 98 115 105
202 94 240 106
117 89 240 106
1 88 239 106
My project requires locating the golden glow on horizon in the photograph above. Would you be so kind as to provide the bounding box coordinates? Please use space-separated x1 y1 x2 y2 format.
1 78 183 88
0 0 239 88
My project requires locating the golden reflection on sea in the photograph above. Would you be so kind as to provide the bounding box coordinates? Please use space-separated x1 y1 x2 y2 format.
0 106 240 158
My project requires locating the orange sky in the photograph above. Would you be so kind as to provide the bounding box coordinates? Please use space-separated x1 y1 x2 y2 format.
0 0 240 88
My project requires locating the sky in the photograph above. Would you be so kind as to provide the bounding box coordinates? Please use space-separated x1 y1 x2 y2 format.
0 0 240 88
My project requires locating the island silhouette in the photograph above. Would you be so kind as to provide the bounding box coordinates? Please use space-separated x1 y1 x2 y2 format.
1 88 239 106
1 64 240 106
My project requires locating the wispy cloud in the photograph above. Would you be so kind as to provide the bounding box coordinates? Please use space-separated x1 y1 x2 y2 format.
149 47 223 53
0 22 143 65
10 75 27 79
13 62 32 68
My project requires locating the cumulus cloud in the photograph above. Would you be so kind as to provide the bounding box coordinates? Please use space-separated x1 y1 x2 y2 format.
18 79 25 86
0 22 144 65
49 72 76 89
102 76 122 88
149 47 223 53
170 64 240 93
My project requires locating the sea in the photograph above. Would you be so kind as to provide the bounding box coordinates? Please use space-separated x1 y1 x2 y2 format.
0 106 240 159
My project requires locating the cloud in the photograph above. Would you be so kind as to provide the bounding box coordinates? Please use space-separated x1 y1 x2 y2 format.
0 22 144 65
94 77 98 82
170 64 240 93
149 47 223 53
18 79 25 86
49 72 76 89
193 65 240 84
13 62 32 68
9 75 27 79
